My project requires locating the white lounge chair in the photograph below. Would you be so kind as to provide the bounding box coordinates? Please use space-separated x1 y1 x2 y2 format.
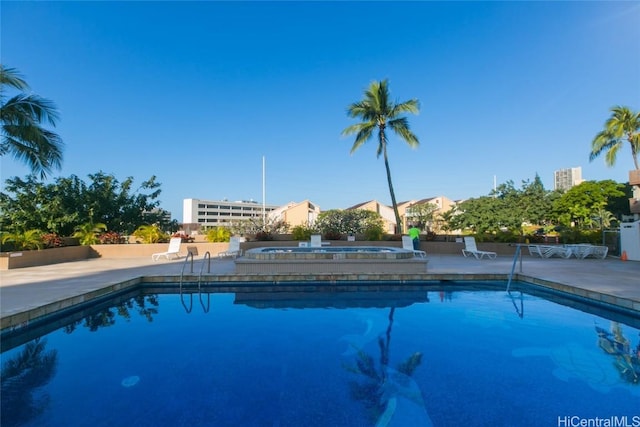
462 237 497 260
565 244 608 259
152 237 182 261
218 236 245 258
527 244 570 258
402 235 426 258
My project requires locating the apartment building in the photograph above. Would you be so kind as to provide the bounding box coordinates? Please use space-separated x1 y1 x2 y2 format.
400 196 457 232
554 167 584 191
182 198 278 227
268 200 321 228
346 200 397 233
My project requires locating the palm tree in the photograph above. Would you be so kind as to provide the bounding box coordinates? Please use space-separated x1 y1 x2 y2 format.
342 80 420 234
590 106 640 170
0 229 44 251
73 221 107 245
0 65 63 179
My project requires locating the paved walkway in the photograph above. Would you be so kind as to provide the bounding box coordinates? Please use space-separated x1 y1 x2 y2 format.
1 254 639 323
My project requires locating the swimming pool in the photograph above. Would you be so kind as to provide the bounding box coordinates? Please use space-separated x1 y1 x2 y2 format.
2 282 639 426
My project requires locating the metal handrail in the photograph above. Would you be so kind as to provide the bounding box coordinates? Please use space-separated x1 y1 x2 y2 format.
198 251 211 312
198 251 211 291
179 252 195 313
506 244 524 293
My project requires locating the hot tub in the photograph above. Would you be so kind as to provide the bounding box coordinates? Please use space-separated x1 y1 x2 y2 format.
235 246 427 274
243 246 414 260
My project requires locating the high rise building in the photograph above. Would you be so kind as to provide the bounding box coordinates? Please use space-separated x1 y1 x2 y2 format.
554 167 584 191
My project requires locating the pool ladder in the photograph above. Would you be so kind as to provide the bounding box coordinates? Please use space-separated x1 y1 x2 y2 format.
506 244 524 293
506 244 524 318
179 251 212 313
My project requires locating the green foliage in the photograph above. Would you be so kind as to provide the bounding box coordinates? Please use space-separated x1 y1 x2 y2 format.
315 209 385 239
73 222 107 245
255 230 274 241
205 227 231 243
557 228 601 245
590 106 640 170
363 223 384 241
291 224 316 241
0 171 164 236
1 229 44 251
228 216 289 237
1 65 63 179
551 180 625 228
444 176 631 241
406 203 438 231
133 224 168 244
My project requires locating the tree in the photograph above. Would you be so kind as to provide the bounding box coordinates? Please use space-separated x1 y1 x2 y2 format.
449 177 555 237
406 202 438 232
0 65 63 179
552 180 625 228
315 209 384 238
0 172 163 236
590 106 640 170
343 80 420 234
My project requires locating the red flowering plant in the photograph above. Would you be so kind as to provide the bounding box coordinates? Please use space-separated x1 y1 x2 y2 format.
171 232 194 243
99 231 126 244
41 233 63 248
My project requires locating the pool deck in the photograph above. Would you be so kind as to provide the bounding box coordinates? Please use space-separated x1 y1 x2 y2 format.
1 254 638 329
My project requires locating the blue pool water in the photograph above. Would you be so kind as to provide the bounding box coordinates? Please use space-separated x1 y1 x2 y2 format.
1 283 639 427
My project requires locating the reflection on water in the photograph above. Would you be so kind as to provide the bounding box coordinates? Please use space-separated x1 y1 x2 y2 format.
596 321 640 384
343 307 432 426
63 294 159 333
1 284 638 426
1 294 159 426
1 338 58 427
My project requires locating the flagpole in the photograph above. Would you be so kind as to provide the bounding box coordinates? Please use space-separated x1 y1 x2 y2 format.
262 156 266 226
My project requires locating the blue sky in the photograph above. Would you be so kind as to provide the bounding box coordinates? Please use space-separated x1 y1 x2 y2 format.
2 1 639 222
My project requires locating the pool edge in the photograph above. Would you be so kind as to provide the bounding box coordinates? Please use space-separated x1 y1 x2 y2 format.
2 272 638 334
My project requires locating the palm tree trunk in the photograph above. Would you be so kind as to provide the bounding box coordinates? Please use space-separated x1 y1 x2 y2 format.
383 146 403 234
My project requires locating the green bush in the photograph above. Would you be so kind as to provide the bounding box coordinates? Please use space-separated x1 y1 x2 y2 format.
324 231 342 240
363 223 384 241
206 227 231 243
291 224 315 241
73 222 108 245
133 224 168 244
558 229 600 244
255 230 273 241
1 229 44 251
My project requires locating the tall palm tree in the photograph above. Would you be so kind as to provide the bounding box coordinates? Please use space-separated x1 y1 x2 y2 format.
590 106 640 170
342 80 420 234
0 65 63 179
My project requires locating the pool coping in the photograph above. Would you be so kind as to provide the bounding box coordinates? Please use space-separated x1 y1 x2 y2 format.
2 271 638 333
